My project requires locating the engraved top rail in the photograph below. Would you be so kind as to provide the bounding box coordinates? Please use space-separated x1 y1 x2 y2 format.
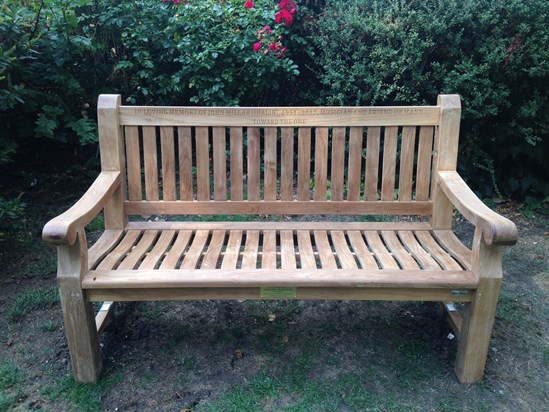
118 105 441 127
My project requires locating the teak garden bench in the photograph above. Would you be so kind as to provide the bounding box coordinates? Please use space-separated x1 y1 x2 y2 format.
43 94 517 384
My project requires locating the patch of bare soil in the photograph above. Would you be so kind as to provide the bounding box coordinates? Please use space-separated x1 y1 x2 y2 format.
1 170 548 411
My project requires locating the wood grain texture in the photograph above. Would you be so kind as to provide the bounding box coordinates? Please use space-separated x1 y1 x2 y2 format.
264 127 277 201
57 233 102 383
331 127 346 201
455 230 503 383
142 126 159 201
125 200 433 216
365 127 381 200
247 127 260 201
83 268 477 289
124 126 142 201
281 127 295 200
178 126 193 201
415 126 434 201
119 105 441 127
297 127 311 201
347 127 363 201
87 287 473 303
43 172 121 245
431 94 461 229
98 95 126 231
438 171 517 246
229 127 244 201
160 126 177 200
195 127 210 201
381 126 398 201
398 126 416 201
221 230 243 269
314 128 329 201
213 127 227 201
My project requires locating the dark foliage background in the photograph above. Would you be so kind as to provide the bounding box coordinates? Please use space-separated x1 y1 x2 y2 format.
1 0 548 202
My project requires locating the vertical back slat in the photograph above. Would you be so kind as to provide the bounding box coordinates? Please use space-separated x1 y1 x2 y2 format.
160 127 176 201
229 127 244 201
330 127 346 201
124 126 142 201
247 127 260 201
143 126 159 201
365 127 381 200
297 127 311 201
347 127 363 200
213 127 226 200
381 126 398 201
398 126 416 201
415 126 434 201
314 127 329 201
264 127 277 201
280 127 294 200
178 127 193 201
195 127 210 201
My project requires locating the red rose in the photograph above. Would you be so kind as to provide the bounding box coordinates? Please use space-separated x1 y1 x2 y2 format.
253 41 263 52
245 0 254 9
275 9 293 27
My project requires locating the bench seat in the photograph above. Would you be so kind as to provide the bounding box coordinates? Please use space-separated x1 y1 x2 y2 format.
83 222 476 301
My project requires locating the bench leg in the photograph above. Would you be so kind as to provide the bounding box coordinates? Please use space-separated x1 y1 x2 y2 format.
455 232 503 383
57 236 102 383
59 280 102 383
454 278 501 383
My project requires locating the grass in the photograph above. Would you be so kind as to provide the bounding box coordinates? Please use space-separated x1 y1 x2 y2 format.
9 286 59 321
0 361 24 391
42 371 122 412
0 361 25 412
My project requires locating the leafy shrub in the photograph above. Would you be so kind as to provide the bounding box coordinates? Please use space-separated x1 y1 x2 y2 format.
123 0 301 106
313 0 549 197
0 194 26 241
0 0 306 164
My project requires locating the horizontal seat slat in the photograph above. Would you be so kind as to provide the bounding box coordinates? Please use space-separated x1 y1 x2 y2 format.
83 268 477 289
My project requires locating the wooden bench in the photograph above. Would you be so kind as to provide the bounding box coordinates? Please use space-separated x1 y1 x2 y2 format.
42 94 517 384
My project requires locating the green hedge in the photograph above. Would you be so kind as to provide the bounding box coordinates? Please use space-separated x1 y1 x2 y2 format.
0 0 304 154
1 0 547 198
312 0 549 197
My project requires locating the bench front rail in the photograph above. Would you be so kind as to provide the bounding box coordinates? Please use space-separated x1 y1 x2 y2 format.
43 94 517 384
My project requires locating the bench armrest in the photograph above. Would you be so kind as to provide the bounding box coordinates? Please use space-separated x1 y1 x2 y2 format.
437 171 517 246
43 171 121 245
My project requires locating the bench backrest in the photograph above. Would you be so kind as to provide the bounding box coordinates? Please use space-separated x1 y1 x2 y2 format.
97 95 461 218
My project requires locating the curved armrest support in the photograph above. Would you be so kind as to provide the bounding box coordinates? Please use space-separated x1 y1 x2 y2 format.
437 171 518 246
43 171 121 245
